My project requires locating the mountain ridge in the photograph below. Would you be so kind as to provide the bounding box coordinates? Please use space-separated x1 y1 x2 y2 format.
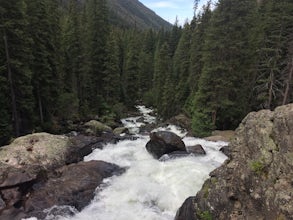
108 0 172 30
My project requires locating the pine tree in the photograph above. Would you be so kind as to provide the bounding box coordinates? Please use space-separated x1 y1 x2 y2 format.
191 0 258 136
26 0 61 126
153 42 173 118
173 23 192 114
185 3 213 116
254 0 293 109
103 28 121 104
58 0 83 120
0 0 34 136
138 29 156 100
83 0 109 114
123 32 140 106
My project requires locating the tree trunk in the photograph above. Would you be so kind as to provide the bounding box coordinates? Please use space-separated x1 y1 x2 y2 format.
37 85 44 124
282 57 293 105
3 33 20 137
268 70 274 109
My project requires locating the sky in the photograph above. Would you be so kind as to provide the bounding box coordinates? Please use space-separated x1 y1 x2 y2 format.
139 0 213 25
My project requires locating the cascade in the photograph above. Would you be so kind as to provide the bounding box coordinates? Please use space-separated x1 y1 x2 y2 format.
25 106 227 220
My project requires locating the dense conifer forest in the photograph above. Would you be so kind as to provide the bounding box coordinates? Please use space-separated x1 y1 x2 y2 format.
0 0 292 145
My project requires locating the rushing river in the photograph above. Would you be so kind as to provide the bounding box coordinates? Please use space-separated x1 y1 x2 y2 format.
26 106 227 220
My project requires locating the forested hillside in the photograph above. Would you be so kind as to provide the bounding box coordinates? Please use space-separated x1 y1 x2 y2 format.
0 0 292 145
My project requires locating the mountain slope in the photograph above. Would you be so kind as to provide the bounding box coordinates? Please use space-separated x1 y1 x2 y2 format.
108 0 172 30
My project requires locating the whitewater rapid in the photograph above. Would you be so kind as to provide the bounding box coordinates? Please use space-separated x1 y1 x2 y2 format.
26 106 227 220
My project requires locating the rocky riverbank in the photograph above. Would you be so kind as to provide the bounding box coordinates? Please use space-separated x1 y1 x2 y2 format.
0 131 130 220
175 103 293 220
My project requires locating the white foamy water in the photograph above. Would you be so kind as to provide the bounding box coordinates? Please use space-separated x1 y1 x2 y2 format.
25 106 228 220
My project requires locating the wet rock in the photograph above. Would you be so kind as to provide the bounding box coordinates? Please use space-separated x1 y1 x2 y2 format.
136 117 145 123
219 145 231 158
66 134 103 164
175 104 293 220
0 207 26 220
186 144 206 155
146 131 186 159
150 131 186 150
0 195 6 210
175 197 197 220
159 151 190 161
24 160 124 219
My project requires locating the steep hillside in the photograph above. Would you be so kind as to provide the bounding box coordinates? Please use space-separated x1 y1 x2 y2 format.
107 0 172 30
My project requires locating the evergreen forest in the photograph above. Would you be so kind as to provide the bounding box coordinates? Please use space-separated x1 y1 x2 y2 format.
0 0 292 145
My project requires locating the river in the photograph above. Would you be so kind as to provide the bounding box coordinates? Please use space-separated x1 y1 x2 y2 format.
26 106 227 220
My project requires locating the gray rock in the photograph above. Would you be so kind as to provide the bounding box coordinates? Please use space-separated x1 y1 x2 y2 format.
24 160 124 219
186 144 206 155
175 104 293 220
146 131 186 159
0 133 70 169
113 127 129 135
84 120 112 135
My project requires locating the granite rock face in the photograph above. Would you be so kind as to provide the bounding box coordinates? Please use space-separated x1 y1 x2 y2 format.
175 104 293 220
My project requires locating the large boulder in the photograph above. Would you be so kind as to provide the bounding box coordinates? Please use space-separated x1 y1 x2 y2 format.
0 133 70 169
84 120 112 135
0 133 103 169
175 104 293 220
166 114 192 132
146 131 186 159
24 160 124 219
0 133 109 219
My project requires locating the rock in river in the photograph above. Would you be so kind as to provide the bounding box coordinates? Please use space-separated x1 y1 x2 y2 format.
24 160 124 219
146 131 186 159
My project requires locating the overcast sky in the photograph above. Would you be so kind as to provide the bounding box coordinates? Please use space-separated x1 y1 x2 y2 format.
139 0 215 25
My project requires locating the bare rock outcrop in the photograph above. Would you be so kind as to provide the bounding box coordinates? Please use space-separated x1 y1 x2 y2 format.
175 104 293 220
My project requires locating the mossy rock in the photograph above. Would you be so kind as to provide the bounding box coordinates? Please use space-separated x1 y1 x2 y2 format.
84 120 112 135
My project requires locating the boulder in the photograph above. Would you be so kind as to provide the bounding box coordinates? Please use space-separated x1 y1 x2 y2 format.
0 133 111 219
0 133 104 170
219 145 231 158
0 133 70 169
204 130 235 142
175 104 293 220
146 131 186 159
150 131 186 150
113 127 129 135
159 151 190 161
166 114 192 132
186 144 206 155
24 160 124 219
84 120 112 135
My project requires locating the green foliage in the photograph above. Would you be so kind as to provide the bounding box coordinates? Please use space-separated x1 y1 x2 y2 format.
192 110 215 137
250 160 265 175
197 210 213 220
57 93 79 121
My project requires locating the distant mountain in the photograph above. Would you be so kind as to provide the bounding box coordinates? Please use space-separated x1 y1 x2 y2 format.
107 0 172 30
